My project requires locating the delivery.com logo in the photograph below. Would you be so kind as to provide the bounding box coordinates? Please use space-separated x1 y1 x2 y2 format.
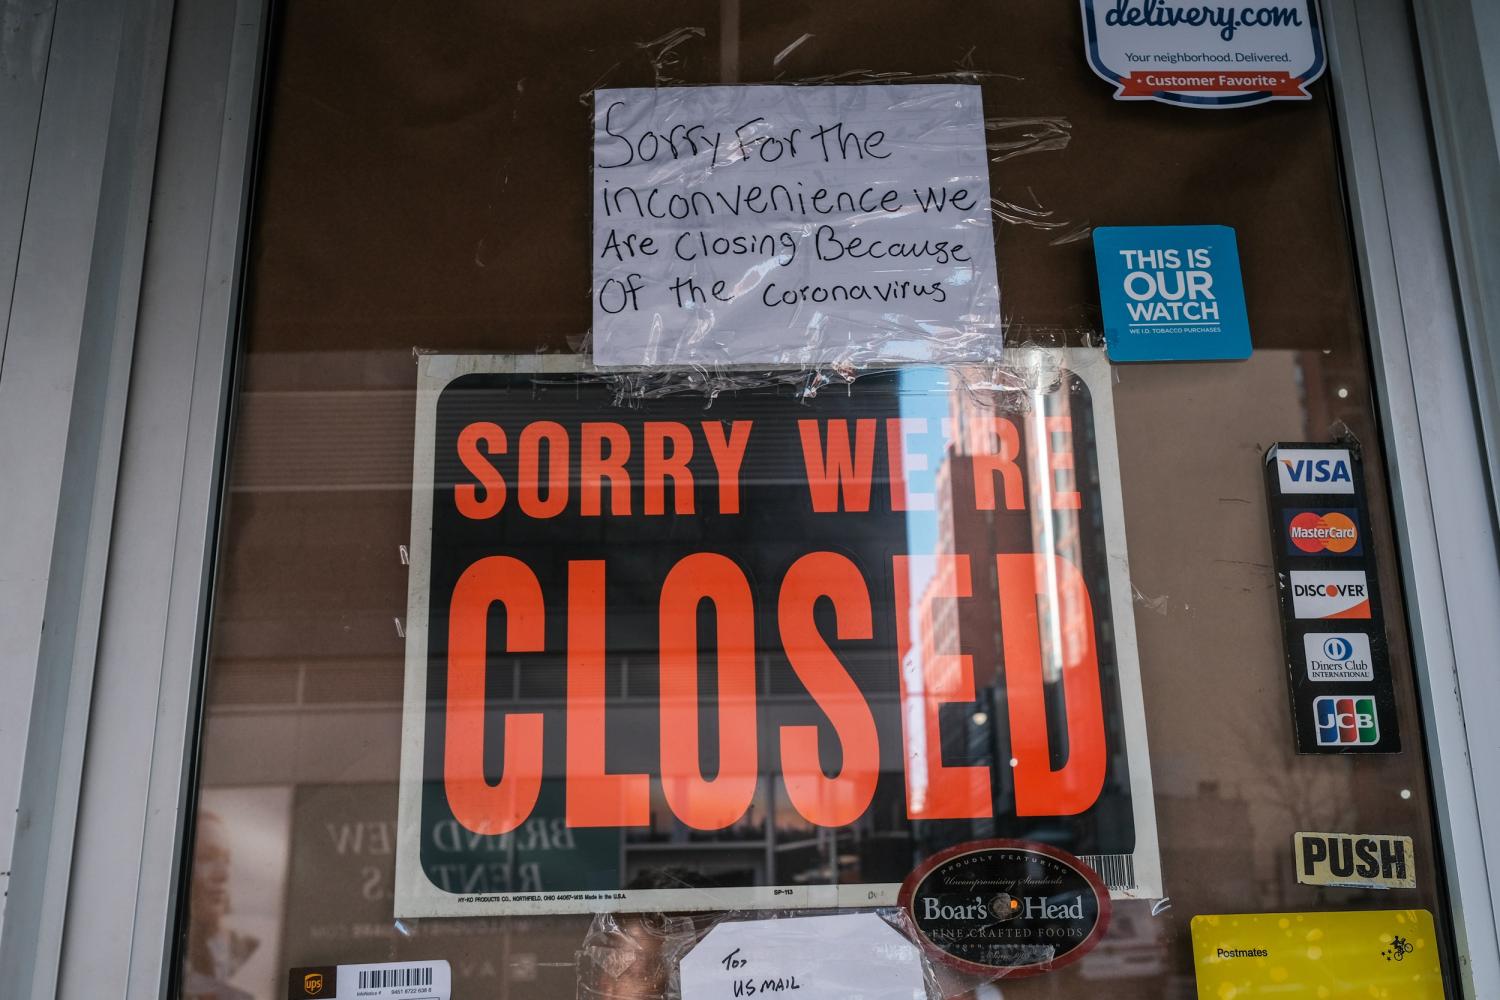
1285 509 1361 555
1290 570 1371 619
1314 695 1379 746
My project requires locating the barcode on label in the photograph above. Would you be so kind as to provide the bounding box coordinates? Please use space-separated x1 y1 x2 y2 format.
1079 853 1137 891
358 966 434 989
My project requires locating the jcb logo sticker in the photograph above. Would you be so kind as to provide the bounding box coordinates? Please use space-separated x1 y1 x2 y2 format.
1313 695 1379 746
1295 832 1415 889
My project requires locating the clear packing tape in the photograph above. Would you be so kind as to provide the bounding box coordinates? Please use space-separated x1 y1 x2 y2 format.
522 41 1101 1000
425 348 1087 418
575 906 1061 1000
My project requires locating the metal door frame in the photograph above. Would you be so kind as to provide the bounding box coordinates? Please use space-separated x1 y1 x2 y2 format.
0 1 1495 996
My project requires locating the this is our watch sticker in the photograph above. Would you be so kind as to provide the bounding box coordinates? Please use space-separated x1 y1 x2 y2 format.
898 840 1111 978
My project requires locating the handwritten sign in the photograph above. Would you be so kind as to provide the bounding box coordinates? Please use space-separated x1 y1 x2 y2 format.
681 914 926 1000
591 85 1001 367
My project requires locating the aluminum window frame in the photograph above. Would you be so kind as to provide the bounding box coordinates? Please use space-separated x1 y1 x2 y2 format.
0 0 1495 997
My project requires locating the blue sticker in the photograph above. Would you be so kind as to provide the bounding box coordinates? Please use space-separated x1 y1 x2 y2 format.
1093 225 1252 363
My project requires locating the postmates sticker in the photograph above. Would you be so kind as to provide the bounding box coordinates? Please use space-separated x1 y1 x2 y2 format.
1191 910 1443 998
899 840 1110 977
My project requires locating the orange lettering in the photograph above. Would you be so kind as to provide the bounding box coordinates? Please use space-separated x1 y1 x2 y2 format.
1028 414 1081 511
659 553 758 830
566 561 649 826
445 556 545 835
580 422 632 516
455 421 507 518
893 555 990 819
701 420 752 514
778 553 879 827
644 422 695 515
973 418 1025 511
996 553 1105 815
518 421 569 518
799 419 876 513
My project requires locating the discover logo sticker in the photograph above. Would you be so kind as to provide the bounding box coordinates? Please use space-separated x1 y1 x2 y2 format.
1290 570 1370 620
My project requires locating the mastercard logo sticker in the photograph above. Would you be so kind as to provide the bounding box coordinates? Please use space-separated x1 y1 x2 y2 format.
1285 509 1362 555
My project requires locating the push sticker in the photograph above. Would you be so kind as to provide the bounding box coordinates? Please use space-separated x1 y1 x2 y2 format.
1295 832 1415 889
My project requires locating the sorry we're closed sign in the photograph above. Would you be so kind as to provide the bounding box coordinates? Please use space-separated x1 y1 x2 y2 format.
394 355 1160 916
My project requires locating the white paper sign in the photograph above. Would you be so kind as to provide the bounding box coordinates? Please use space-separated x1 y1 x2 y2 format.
591 85 1001 367
1080 0 1326 108
681 914 926 1000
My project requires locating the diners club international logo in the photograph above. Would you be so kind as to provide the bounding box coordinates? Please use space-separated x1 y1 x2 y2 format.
1080 0 1326 108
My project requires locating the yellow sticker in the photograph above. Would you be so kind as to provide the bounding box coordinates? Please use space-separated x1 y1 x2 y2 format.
1190 910 1444 999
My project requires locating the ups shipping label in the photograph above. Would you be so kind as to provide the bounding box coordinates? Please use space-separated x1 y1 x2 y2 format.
1263 444 1399 754
396 354 1161 916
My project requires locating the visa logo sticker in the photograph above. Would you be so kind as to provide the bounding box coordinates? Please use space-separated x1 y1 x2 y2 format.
1303 633 1374 681
1291 570 1371 619
1275 447 1354 494
1314 695 1380 746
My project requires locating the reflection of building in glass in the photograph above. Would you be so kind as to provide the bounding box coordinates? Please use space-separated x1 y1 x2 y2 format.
902 374 1131 880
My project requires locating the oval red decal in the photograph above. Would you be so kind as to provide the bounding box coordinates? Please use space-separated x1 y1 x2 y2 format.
898 839 1111 978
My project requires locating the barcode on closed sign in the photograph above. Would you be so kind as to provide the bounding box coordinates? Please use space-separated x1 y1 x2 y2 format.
358 966 434 989
1079 853 1137 891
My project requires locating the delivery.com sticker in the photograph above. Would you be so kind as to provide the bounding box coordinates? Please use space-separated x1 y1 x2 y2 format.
1079 0 1327 108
